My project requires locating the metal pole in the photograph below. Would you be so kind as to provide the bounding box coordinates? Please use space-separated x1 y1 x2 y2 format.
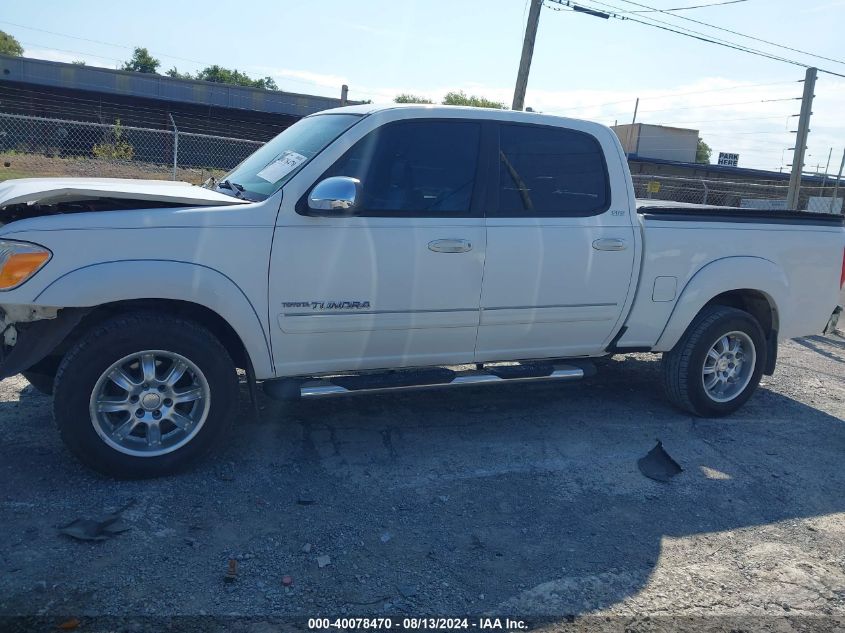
625 98 639 158
168 113 178 181
340 84 348 107
512 0 543 111
830 148 845 213
786 67 817 210
821 147 832 190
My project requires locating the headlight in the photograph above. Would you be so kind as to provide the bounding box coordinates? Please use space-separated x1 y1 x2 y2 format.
0 241 51 290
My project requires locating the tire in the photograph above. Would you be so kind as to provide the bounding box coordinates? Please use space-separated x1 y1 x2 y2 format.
53 312 239 478
662 305 766 417
22 371 54 396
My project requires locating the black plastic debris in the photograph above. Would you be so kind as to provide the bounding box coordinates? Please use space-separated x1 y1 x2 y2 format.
58 499 135 542
638 441 683 482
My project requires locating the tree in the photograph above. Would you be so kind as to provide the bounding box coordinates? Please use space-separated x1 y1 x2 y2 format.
442 90 506 109
165 67 193 80
194 65 278 90
394 94 433 104
122 47 160 74
696 138 712 164
72 60 86 66
0 30 23 57
165 64 278 90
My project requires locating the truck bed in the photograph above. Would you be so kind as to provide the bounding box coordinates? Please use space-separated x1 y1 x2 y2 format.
636 200 844 226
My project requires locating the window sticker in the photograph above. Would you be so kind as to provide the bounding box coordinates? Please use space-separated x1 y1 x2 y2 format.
256 151 307 182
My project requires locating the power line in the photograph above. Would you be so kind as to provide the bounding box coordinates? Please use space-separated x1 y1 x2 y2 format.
630 0 748 12
544 79 799 114
613 0 845 67
547 0 845 78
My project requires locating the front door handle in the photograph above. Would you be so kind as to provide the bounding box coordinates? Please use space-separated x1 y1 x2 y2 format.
428 238 473 253
592 238 628 251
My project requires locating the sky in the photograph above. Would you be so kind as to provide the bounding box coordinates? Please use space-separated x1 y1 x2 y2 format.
3 0 845 173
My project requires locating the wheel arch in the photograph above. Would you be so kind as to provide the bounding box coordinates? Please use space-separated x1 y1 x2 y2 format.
33 260 273 378
654 256 787 358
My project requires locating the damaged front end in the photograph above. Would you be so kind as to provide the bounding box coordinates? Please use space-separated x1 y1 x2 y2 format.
0 305 88 380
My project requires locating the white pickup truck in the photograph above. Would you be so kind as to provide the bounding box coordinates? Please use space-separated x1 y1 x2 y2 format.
0 104 842 477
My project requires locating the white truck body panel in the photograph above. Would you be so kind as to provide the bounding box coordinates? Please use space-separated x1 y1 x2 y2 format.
0 177 248 208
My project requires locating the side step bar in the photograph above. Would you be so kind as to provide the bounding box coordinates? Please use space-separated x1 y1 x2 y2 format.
263 362 592 400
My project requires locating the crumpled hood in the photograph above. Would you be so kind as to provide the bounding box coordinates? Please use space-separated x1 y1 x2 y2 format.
0 177 249 208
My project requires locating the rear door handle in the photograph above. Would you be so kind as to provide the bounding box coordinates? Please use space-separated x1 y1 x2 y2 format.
592 238 628 251
428 238 473 253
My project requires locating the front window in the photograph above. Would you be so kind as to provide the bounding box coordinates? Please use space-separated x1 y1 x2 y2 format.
216 113 361 200
318 119 481 215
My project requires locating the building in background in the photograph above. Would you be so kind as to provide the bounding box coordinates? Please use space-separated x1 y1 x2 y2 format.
611 123 699 163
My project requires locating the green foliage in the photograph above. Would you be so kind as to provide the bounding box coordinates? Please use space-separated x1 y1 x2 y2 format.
122 47 160 74
0 30 23 57
394 94 433 104
696 137 712 164
165 67 193 80
71 60 86 66
166 65 278 90
93 118 134 160
442 90 506 109
195 65 278 90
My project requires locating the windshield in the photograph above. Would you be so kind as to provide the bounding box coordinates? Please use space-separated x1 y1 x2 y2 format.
216 113 362 199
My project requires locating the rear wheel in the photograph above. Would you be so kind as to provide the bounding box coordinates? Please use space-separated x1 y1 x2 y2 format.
53 313 239 478
662 305 766 417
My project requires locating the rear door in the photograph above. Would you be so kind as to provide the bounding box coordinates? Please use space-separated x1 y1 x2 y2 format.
476 121 636 361
269 116 488 376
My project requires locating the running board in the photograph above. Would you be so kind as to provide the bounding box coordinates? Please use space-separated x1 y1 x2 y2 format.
263 362 590 401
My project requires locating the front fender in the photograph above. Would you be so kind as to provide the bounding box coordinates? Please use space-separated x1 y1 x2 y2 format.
34 259 274 378
653 256 788 352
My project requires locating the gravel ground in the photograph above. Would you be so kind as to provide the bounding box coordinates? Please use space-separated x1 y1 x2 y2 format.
1 332 844 630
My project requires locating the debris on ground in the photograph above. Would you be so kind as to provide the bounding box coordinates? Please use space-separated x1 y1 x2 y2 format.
637 440 683 482
380 532 392 543
316 555 331 568
58 500 135 542
297 490 316 505
224 559 238 583
282 575 294 587
58 618 80 630
302 543 312 553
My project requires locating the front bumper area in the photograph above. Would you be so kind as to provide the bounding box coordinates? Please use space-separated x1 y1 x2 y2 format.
0 306 88 380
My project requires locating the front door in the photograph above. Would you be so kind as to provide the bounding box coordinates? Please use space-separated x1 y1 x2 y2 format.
476 121 636 361
269 117 487 377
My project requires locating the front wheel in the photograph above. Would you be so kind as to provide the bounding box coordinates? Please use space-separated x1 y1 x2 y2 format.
662 305 766 417
53 313 239 478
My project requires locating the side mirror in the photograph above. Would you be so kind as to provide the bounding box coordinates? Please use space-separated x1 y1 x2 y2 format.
307 176 362 215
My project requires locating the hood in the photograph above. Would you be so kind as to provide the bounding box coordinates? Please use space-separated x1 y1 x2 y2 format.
0 177 249 209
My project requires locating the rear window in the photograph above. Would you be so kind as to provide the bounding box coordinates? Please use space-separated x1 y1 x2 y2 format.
494 124 610 217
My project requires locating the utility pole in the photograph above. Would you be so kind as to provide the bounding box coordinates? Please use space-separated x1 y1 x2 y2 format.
512 0 544 111
786 67 817 210
625 98 640 157
340 84 349 107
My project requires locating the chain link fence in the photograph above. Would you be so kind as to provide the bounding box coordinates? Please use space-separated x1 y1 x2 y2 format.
0 112 265 184
632 174 843 214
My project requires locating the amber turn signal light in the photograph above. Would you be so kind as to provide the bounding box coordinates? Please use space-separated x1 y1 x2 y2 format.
0 242 51 290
